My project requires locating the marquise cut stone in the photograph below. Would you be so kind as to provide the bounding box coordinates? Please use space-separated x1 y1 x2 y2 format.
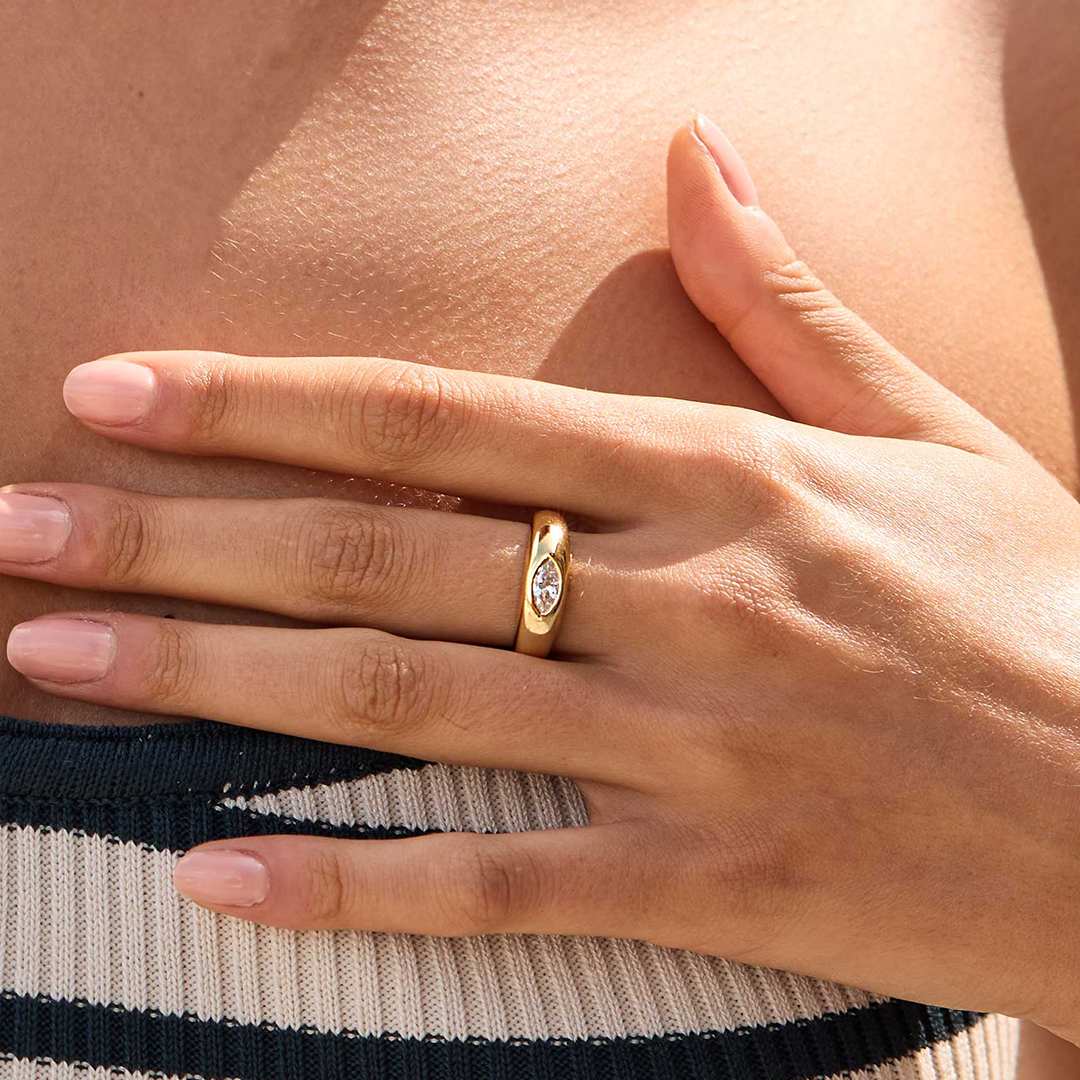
530 556 562 616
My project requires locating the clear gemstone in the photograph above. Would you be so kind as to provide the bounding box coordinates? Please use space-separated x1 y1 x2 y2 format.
530 556 562 616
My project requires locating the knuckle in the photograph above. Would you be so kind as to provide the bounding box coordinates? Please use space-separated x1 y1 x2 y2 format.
714 416 811 516
350 362 467 471
718 413 788 480
697 562 787 641
296 504 417 610
300 847 352 924
333 634 433 743
665 413 807 519
98 495 163 586
700 816 801 929
185 353 242 445
760 257 873 352
719 842 792 922
762 259 839 320
446 840 536 934
144 621 201 708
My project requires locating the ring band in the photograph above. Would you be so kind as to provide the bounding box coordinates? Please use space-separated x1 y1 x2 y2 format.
514 510 571 658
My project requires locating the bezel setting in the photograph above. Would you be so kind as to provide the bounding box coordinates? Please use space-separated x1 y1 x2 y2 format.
514 510 571 658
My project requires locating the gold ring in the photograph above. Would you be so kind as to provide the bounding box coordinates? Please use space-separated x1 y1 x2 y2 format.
514 510 570 658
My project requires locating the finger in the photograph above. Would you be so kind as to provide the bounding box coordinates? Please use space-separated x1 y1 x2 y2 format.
172 824 657 936
61 352 655 516
0 484 605 652
5 613 625 781
667 115 1015 455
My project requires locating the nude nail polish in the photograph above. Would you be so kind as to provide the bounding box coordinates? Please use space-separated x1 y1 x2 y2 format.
6 619 116 682
693 113 760 208
0 493 71 563
63 359 157 426
174 850 271 907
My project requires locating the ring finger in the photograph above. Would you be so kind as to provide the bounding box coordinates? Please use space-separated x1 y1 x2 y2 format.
0 485 608 652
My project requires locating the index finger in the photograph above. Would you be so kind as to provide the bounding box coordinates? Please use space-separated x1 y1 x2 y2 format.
63 352 660 517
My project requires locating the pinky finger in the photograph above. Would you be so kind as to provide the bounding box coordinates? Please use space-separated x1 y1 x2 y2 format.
173 823 654 938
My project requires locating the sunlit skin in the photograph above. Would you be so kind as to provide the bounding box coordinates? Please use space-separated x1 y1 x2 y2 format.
5 120 1080 1047
4 0 1076 732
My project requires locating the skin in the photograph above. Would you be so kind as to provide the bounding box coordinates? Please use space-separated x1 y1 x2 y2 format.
3 0 1079 1070
5 121 1080 1048
2 0 1076 719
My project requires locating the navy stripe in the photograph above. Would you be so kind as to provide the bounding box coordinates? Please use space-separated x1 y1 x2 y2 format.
0 716 428 801
0 795 443 851
0 991 983 1080
0 790 453 846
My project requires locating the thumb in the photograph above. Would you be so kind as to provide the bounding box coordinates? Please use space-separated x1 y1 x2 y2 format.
667 114 1005 453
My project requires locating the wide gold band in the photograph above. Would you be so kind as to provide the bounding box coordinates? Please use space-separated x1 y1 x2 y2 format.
514 510 570 658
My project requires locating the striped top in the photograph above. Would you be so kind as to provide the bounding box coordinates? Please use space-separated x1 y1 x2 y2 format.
0 715 1019 1080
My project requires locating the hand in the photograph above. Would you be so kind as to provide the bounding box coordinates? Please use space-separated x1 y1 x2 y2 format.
4 115 1080 1042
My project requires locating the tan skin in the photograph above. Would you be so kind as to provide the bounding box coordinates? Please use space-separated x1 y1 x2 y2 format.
2 0 1079 1070
5 114 1080 1045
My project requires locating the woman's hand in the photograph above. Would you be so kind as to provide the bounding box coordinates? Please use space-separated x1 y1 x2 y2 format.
4 116 1080 1042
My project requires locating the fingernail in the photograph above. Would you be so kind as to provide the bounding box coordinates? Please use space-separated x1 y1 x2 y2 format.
693 113 760 208
7 619 116 683
174 850 270 907
0 494 71 563
64 359 157 426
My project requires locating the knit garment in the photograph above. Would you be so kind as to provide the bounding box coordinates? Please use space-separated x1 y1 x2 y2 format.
0 716 1019 1080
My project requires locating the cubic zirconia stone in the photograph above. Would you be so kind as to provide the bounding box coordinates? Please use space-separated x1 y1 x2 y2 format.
530 556 562 616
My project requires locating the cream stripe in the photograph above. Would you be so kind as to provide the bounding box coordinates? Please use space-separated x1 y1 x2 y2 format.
217 762 589 833
0 1059 200 1080
1 823 886 1042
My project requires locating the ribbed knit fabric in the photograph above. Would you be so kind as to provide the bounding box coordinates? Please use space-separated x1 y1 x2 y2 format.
0 716 1020 1080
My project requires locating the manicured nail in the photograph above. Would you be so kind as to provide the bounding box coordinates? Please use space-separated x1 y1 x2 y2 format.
174 850 270 907
693 113 760 208
63 359 157 426
6 619 116 683
0 493 71 563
